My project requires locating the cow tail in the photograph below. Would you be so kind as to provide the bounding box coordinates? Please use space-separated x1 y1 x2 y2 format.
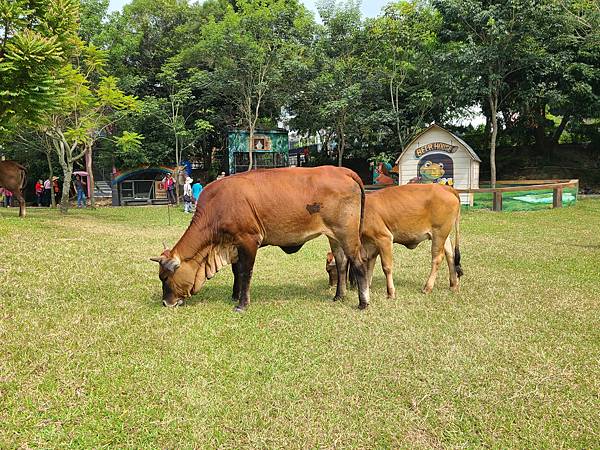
348 171 365 235
454 206 463 278
19 165 27 191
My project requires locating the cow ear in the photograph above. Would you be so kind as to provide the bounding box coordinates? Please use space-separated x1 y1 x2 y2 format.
150 257 162 263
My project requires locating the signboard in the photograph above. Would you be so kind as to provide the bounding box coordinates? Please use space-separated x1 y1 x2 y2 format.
155 181 167 199
415 142 458 158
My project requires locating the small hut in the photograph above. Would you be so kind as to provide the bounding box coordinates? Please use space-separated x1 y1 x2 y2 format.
395 124 481 205
111 166 177 206
227 129 289 174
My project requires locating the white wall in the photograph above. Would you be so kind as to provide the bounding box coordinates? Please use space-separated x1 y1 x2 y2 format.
397 127 479 205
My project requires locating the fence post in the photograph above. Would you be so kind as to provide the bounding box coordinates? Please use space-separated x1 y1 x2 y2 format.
553 187 563 208
493 191 503 212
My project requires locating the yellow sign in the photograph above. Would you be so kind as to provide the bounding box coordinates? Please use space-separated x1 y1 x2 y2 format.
415 142 458 158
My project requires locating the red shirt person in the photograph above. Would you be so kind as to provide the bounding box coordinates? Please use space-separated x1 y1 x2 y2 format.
35 180 44 206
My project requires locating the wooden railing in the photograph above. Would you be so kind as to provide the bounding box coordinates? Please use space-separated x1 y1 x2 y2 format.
365 179 579 212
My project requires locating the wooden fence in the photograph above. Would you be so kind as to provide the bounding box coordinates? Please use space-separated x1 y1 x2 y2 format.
365 179 579 212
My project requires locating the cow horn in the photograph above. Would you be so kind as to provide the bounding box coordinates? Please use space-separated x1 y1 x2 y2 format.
162 241 168 250
150 257 162 263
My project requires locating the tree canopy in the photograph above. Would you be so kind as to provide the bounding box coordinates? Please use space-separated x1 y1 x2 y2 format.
3 0 599 188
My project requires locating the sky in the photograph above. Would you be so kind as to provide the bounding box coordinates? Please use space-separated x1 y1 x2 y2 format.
107 0 389 18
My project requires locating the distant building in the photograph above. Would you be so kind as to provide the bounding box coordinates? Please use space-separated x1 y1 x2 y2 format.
227 129 289 174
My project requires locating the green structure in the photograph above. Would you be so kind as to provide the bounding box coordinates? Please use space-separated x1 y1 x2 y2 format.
228 129 289 174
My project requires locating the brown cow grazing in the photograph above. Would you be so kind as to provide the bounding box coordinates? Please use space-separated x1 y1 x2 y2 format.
331 184 462 298
151 166 370 311
0 160 27 217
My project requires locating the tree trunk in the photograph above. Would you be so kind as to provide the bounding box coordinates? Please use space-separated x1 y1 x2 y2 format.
247 126 254 171
59 162 73 214
489 93 498 189
85 146 96 208
532 104 550 156
551 113 570 147
337 126 345 167
174 135 180 205
45 149 56 208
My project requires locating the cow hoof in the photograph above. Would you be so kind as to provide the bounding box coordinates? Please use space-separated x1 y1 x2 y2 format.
333 295 344 302
450 285 460 293
421 287 432 294
358 302 369 310
233 306 246 313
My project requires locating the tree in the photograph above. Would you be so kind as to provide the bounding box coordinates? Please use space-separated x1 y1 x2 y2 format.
287 1 365 166
0 0 79 133
193 0 313 170
39 45 140 212
366 1 444 151
436 0 552 187
143 59 213 200
79 0 109 46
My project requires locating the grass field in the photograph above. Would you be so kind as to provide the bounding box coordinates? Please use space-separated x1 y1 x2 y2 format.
1 201 599 448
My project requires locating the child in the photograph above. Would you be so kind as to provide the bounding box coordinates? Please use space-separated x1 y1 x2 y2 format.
2 188 13 207
183 177 193 213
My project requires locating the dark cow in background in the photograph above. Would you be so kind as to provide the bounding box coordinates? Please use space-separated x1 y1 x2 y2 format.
151 166 371 311
0 160 27 217
330 184 463 298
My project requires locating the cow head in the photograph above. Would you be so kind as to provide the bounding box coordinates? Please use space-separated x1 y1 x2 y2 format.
150 249 192 307
151 244 238 307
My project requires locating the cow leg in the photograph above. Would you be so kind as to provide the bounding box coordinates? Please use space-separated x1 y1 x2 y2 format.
366 254 377 287
444 237 459 293
338 241 370 309
348 257 370 309
231 262 242 301
379 239 395 299
15 190 26 218
234 241 258 312
329 239 348 301
422 235 446 294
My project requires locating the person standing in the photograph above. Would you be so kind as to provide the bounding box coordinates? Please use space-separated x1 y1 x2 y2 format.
183 176 193 213
43 178 51 206
35 179 44 206
2 188 13 207
52 176 60 205
74 175 87 208
192 179 203 203
162 172 176 205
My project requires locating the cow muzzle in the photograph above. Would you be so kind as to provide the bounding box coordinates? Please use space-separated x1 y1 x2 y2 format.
163 298 184 307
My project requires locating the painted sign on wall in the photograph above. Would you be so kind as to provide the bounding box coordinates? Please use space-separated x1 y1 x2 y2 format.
410 153 455 186
414 142 458 158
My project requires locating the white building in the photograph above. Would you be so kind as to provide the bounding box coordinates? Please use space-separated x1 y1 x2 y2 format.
395 124 481 205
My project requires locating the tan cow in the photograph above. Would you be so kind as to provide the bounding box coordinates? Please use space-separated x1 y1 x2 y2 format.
0 160 27 217
151 166 370 311
332 184 463 298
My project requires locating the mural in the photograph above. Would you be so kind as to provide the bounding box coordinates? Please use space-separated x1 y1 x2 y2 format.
410 153 454 185
372 162 399 185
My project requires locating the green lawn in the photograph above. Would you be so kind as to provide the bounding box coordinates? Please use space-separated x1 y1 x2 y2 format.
1 201 599 448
